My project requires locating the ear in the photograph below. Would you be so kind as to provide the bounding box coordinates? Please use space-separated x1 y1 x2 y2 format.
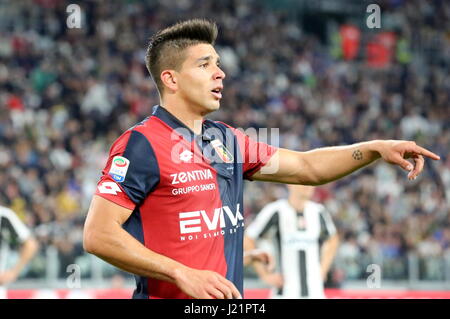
160 70 178 92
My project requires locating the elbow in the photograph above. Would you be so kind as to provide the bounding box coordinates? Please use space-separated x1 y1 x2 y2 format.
82 234 93 254
83 218 122 257
83 226 117 258
83 228 100 255
334 234 340 246
329 234 340 249
30 237 40 254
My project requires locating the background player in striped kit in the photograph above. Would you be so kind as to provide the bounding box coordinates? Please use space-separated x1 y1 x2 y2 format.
0 205 39 299
245 185 339 299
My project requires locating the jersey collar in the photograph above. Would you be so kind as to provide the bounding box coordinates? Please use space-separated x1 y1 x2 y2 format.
152 105 212 143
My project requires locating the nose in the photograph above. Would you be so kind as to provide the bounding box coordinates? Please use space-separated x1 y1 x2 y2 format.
214 66 226 80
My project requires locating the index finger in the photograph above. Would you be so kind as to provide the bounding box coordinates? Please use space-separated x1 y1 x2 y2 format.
413 145 440 160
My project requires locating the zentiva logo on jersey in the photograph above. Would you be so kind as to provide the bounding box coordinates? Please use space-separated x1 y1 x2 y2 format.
170 169 213 185
109 156 130 182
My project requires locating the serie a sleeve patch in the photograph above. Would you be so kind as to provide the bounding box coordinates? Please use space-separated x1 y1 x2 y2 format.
108 156 130 182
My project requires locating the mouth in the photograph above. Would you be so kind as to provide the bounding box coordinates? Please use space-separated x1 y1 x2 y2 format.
211 86 223 100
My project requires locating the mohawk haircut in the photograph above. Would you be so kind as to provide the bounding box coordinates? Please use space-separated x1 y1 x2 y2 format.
146 19 218 95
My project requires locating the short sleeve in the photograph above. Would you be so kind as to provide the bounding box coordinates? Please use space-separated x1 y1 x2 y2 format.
95 130 160 210
319 206 337 240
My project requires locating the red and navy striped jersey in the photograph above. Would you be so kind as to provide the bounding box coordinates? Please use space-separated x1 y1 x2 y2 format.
95 105 277 299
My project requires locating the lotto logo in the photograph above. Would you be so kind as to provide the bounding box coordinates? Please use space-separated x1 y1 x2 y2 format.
98 182 122 195
179 150 193 163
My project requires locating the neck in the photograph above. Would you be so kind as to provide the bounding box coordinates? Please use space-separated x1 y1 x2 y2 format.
288 195 307 212
161 96 205 135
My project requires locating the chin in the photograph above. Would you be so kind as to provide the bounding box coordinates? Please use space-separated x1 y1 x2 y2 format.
202 102 221 114
211 101 221 111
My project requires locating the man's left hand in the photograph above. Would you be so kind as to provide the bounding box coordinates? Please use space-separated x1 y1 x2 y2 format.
244 249 275 271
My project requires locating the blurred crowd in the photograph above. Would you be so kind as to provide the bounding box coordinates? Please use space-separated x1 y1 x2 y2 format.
0 0 449 283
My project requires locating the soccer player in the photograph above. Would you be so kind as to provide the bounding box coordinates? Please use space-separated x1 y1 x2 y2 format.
83 19 440 299
245 185 339 299
0 205 39 299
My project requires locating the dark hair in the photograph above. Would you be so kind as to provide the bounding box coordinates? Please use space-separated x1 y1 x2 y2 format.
146 19 218 95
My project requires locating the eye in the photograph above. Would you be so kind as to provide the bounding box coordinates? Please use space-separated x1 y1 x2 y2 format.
200 63 209 68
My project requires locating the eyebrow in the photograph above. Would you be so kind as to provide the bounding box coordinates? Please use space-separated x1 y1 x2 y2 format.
195 55 221 64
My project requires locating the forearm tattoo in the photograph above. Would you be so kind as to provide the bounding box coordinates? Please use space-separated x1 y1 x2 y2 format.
352 149 363 161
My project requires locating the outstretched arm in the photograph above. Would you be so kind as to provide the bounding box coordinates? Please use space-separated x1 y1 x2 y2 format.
252 140 440 185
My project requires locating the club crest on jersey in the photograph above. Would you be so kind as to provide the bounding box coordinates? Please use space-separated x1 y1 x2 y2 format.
109 156 130 182
211 139 234 163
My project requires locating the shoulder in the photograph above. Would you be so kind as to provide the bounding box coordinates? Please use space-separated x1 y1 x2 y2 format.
109 116 157 152
0 206 22 221
0 206 30 236
0 205 14 218
204 120 234 135
208 120 232 129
